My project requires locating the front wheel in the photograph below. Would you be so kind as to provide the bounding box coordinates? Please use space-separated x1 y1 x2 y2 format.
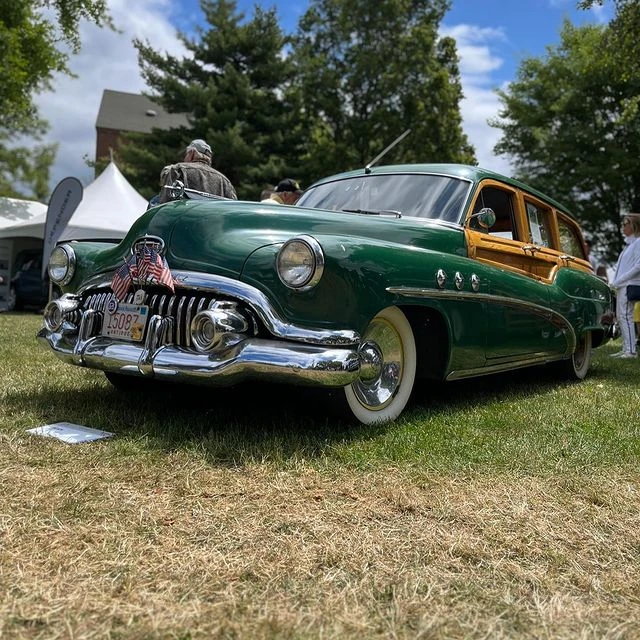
344 306 417 424
560 331 592 379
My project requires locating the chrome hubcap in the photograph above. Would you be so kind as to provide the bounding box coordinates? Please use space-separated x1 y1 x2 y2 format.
352 317 404 410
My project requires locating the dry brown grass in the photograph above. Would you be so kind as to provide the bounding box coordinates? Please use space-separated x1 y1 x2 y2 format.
1 431 639 639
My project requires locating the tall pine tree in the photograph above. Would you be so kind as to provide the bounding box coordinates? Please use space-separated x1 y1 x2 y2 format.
121 0 297 200
289 0 476 185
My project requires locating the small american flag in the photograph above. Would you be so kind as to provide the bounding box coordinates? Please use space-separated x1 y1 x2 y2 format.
136 246 156 283
110 255 137 300
136 245 175 293
156 255 175 293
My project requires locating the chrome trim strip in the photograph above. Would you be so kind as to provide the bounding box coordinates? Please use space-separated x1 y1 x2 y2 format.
389 285 571 323
447 353 566 381
78 271 360 346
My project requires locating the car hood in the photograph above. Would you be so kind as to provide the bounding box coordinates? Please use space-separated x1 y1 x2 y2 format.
117 198 465 277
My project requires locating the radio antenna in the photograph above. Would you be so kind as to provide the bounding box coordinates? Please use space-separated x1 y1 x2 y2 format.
364 129 411 174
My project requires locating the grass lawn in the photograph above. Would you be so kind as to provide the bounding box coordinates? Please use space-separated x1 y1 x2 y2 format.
1 311 639 638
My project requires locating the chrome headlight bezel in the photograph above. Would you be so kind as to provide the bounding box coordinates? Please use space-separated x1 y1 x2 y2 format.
48 244 76 286
276 235 324 291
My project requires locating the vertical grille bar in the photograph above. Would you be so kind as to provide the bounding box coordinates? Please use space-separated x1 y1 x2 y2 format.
184 297 197 347
176 297 187 345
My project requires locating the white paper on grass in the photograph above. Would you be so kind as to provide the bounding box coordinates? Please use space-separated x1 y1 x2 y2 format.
27 422 114 444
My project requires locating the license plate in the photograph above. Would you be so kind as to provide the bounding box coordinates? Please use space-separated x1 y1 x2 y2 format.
102 303 149 342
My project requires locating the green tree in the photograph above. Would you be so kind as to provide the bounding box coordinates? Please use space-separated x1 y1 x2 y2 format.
491 20 640 261
0 0 112 199
121 0 297 200
289 0 476 185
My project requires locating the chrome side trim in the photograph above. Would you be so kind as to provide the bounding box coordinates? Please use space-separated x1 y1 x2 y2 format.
78 271 359 346
390 284 573 325
447 353 567 381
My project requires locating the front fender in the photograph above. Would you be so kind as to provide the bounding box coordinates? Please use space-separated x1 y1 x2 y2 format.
240 235 470 335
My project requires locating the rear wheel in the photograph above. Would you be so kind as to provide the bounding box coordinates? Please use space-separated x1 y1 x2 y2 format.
344 306 417 424
560 331 592 379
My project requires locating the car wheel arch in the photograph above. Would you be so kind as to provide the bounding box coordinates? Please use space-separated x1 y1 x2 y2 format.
399 305 450 380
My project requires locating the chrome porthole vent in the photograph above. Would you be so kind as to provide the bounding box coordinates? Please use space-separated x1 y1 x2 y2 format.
436 269 446 288
454 272 464 290
471 274 480 292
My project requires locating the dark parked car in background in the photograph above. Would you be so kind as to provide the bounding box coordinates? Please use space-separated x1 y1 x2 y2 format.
8 249 48 311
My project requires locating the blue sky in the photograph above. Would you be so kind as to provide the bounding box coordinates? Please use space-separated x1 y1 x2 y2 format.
33 0 613 193
173 0 611 88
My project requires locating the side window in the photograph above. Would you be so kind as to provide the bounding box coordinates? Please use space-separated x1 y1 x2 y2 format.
557 215 586 258
472 186 517 240
525 200 552 248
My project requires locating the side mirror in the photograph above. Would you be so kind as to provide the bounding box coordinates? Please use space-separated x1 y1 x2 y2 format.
466 207 496 229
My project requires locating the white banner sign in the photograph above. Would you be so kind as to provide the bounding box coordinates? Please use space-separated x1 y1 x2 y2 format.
42 177 83 278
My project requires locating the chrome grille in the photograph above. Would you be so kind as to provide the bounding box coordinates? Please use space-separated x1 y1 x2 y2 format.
82 289 223 347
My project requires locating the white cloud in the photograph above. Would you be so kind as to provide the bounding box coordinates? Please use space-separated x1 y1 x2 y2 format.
31 0 187 191
440 24 505 77
440 23 512 176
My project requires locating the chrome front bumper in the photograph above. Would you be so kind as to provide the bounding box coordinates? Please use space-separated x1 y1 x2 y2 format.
37 310 362 387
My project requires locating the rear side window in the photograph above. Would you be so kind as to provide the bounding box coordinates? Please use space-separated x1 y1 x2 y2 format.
557 214 586 258
525 200 553 248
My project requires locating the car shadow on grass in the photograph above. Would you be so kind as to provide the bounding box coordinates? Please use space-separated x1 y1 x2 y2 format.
8 374 364 462
7 348 637 465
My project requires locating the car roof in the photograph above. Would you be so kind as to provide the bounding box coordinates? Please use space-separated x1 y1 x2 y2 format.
308 163 576 221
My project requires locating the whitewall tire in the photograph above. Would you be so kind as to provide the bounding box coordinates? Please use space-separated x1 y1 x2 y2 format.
564 330 592 379
344 306 417 424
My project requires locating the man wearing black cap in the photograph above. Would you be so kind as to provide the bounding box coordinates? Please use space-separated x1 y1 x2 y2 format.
159 139 237 203
260 178 303 205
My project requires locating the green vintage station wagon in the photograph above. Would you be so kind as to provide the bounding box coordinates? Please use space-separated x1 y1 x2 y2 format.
39 164 613 424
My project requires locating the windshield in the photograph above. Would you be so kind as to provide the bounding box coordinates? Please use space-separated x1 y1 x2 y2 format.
297 173 471 223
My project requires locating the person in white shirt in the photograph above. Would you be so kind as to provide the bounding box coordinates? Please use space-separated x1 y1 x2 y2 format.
610 214 640 358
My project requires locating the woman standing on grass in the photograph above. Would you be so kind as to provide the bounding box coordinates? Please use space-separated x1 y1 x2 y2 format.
610 214 640 358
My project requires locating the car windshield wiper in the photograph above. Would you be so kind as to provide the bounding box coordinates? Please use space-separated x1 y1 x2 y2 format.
342 208 402 218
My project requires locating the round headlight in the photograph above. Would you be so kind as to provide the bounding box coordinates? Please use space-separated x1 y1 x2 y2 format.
276 235 324 290
48 244 76 285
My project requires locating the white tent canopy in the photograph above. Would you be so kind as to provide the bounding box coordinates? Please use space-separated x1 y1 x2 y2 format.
0 197 46 230
0 162 147 241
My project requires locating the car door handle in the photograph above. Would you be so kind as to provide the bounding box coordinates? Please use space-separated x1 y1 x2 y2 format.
522 245 539 254
559 254 576 262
